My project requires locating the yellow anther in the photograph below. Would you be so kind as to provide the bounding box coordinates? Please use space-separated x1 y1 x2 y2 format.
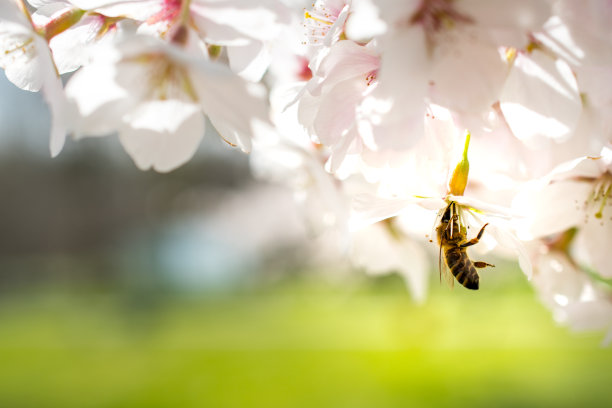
304 11 333 25
505 47 517 64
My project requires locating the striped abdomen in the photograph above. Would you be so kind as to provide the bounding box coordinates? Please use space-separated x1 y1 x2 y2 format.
444 246 479 290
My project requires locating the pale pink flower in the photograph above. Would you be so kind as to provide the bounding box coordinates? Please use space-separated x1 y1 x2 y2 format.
62 0 290 81
366 0 552 155
350 128 532 279
514 146 612 279
531 238 612 346
65 34 268 172
296 39 380 172
302 0 350 69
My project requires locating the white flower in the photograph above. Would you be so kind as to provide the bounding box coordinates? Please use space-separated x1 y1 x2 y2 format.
350 220 429 302
351 131 533 279
65 33 268 172
296 39 380 172
1 1 52 92
29 1 123 74
530 10 612 161
0 0 68 156
499 49 582 149
363 27 429 155
302 0 350 70
514 146 612 279
363 0 552 158
352 192 532 280
531 236 612 346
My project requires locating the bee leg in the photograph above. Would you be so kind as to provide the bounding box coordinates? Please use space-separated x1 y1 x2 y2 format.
459 223 489 248
474 261 495 268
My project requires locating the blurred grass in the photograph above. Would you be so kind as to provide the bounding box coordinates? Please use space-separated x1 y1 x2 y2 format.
0 269 610 408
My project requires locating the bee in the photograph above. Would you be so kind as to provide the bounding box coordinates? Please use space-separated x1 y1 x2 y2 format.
436 201 494 290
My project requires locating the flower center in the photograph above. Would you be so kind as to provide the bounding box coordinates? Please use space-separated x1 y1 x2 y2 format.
302 1 344 45
409 0 472 44
129 53 197 102
2 36 34 60
147 0 182 25
92 14 121 40
591 174 612 222
365 69 378 86
297 56 313 81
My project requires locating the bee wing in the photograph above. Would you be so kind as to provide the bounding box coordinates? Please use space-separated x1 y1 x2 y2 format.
438 245 455 289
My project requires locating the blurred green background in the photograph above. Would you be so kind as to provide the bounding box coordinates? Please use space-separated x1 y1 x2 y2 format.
0 273 611 408
1 76 611 408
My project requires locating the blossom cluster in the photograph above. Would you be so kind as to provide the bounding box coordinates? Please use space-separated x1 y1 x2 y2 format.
1 0 611 342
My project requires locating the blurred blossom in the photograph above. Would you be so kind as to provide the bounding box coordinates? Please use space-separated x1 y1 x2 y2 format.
350 220 429 303
514 146 612 279
531 234 612 346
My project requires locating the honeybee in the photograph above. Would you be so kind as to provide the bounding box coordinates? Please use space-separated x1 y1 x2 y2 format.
436 201 494 290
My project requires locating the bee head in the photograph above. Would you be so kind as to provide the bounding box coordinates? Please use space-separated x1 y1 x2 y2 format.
441 203 453 223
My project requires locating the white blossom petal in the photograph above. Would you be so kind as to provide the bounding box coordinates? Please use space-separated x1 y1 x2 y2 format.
191 61 268 153
226 39 270 82
0 23 46 91
313 77 367 146
351 222 429 303
513 180 593 239
500 51 582 148
119 100 204 172
486 221 532 278
350 194 417 231
430 32 507 113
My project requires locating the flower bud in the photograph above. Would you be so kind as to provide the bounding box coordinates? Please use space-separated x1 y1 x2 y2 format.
448 131 471 196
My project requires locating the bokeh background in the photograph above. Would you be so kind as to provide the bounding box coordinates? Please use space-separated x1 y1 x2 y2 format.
1 74 611 408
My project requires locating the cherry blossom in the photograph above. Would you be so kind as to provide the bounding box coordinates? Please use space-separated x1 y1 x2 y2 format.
29 1 124 74
302 0 350 69
54 0 290 81
514 146 612 279
295 39 380 172
350 220 430 303
530 230 612 346
65 33 268 172
0 0 68 156
351 130 533 280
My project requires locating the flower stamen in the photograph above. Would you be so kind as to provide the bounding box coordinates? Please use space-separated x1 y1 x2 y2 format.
593 179 611 220
365 70 377 86
302 1 346 46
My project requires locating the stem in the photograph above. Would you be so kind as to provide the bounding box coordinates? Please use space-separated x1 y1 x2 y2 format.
179 0 192 25
41 9 86 41
15 0 30 18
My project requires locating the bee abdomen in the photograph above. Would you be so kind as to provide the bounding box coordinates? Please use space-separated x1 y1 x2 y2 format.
445 248 479 290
